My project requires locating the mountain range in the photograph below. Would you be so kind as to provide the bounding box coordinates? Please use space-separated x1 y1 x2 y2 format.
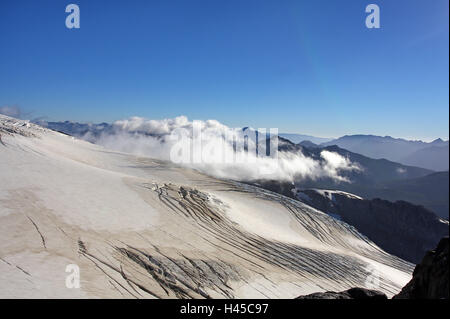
268 137 448 218
278 133 333 145
42 121 448 171
321 135 449 171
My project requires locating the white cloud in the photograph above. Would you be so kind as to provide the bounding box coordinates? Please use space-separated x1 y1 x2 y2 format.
0 105 21 118
84 116 360 182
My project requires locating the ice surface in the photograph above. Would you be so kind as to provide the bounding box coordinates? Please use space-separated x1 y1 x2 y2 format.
0 114 412 298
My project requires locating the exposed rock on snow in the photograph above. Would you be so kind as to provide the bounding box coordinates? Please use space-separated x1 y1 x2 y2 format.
296 287 388 299
0 116 47 138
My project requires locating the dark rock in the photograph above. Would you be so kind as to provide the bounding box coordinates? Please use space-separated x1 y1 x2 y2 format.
296 287 388 300
394 237 449 299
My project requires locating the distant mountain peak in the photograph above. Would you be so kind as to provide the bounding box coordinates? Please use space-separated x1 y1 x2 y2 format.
431 138 447 145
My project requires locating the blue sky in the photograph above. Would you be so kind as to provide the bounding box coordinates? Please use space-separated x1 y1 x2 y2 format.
0 0 448 140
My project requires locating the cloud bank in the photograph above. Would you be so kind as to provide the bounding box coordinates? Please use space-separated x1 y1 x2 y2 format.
82 116 360 182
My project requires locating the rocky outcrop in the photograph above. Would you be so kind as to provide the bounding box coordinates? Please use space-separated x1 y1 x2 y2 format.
394 237 449 299
296 288 387 299
294 189 449 264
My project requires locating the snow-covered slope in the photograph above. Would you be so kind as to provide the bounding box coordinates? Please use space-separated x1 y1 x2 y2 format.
292 188 363 203
0 114 413 298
